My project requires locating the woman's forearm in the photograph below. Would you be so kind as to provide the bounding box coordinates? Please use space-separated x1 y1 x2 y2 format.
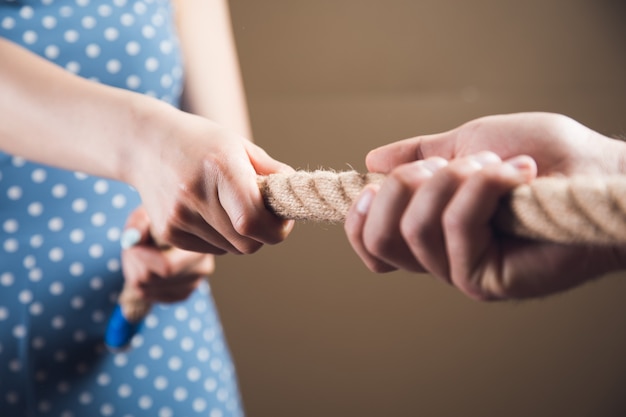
174 0 253 139
0 37 174 183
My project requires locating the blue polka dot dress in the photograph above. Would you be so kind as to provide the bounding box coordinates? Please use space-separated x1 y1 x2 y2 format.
0 1 244 416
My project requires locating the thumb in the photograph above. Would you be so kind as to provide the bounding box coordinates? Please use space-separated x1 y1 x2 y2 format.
366 130 459 173
120 206 152 249
245 141 294 175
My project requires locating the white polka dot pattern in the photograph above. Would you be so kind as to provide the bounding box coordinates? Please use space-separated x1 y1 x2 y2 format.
0 1 243 416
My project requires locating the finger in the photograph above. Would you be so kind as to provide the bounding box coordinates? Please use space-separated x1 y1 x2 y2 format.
361 159 447 272
215 167 290 250
163 205 238 254
365 130 460 173
159 247 215 277
166 227 228 255
245 141 297 241
120 207 152 249
230 141 297 244
141 276 203 303
400 152 502 282
121 246 208 304
345 184 397 273
365 114 539 174
196 197 264 255
122 246 168 287
443 155 537 300
126 245 213 283
122 206 179 251
245 140 295 176
120 246 151 289
189 145 289 252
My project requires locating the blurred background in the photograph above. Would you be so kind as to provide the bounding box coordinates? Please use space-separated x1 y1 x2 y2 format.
212 1 626 416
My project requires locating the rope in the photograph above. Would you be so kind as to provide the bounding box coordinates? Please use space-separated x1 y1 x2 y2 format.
109 170 626 348
495 175 626 245
260 171 626 245
259 170 385 222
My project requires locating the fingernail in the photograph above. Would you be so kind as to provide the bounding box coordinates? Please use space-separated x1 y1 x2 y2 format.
120 228 141 249
356 187 375 215
467 151 501 168
505 155 533 171
501 155 536 181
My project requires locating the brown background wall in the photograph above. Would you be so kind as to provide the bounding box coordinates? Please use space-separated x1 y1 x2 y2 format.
212 1 626 416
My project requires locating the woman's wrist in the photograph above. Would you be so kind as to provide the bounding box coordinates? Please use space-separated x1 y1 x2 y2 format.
116 92 183 188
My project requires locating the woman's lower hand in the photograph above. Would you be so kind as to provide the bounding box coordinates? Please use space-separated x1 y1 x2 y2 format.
121 206 215 303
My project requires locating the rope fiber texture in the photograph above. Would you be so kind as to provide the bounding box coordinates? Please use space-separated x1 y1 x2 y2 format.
259 170 386 222
115 170 626 338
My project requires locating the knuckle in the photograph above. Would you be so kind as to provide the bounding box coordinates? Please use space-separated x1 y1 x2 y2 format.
441 214 460 236
451 274 491 302
442 207 465 236
483 274 521 300
231 213 269 254
363 233 395 260
202 151 226 174
232 211 255 238
399 213 422 246
451 270 510 302
235 240 262 255
402 210 438 251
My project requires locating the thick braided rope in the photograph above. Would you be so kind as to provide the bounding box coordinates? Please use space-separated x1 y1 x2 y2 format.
118 171 626 324
495 175 626 245
260 171 626 245
259 170 386 222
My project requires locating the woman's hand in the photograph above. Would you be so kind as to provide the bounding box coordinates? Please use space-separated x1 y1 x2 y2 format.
128 108 295 255
345 112 626 300
120 207 216 303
